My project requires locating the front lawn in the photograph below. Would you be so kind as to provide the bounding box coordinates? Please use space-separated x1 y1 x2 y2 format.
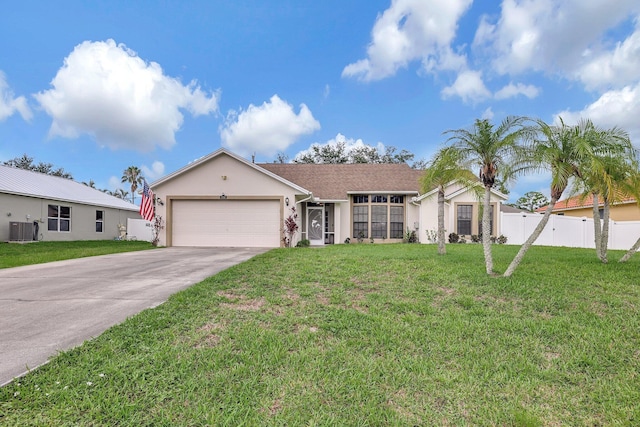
0 240 155 269
1 244 638 425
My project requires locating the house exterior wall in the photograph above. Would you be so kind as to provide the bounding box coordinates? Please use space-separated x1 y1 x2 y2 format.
555 203 640 221
1 193 140 242
152 153 303 247
417 184 505 243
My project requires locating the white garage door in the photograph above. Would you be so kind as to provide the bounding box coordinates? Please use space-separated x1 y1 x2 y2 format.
172 199 281 247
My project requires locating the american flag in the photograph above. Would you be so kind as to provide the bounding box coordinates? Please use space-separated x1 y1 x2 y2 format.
139 180 155 221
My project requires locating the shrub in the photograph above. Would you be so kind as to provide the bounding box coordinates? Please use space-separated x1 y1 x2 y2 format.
458 236 467 244
470 234 481 243
448 232 459 243
404 229 418 243
497 235 508 244
296 239 310 247
344 237 351 244
424 229 437 243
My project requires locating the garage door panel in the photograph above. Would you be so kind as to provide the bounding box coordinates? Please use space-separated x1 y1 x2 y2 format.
172 200 280 247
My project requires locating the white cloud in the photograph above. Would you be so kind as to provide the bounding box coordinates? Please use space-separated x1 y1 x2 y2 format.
494 82 540 100
342 0 473 81
0 71 32 121
577 22 640 90
441 70 491 104
293 133 384 161
556 82 640 145
141 161 165 182
323 84 331 99
481 107 495 120
473 0 640 87
34 39 219 152
219 95 320 157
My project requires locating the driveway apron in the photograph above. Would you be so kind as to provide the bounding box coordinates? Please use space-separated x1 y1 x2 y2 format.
0 247 269 386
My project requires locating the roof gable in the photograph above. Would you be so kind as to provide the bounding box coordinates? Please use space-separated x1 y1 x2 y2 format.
0 165 138 211
151 148 310 194
259 163 424 200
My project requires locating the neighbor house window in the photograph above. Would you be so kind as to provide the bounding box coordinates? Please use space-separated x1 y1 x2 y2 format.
96 210 104 233
457 204 472 235
352 194 405 239
48 205 71 232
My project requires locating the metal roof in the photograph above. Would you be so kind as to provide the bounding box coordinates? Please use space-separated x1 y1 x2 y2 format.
0 164 139 211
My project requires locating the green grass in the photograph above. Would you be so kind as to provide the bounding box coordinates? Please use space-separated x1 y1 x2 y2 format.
1 244 639 425
0 240 155 268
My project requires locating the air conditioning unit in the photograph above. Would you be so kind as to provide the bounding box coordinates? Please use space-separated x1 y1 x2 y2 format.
9 222 35 242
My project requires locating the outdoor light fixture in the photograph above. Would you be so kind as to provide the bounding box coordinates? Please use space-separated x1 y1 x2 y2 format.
285 197 290 206
220 193 227 200
156 197 164 206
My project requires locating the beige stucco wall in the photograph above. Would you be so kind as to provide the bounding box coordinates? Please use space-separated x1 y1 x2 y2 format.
1 193 140 242
152 153 306 247
556 203 640 221
418 183 505 243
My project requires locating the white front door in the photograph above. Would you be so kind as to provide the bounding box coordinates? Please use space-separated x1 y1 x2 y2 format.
307 206 324 246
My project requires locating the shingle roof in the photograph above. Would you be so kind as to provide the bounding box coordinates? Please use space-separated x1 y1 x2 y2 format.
259 163 424 200
0 164 139 211
536 193 637 212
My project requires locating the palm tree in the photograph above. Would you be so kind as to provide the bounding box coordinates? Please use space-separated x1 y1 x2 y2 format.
572 126 636 263
121 166 143 204
445 116 530 274
420 147 475 255
503 118 623 277
113 188 130 200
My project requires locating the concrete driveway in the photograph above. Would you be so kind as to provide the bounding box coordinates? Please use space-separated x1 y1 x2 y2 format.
0 247 269 386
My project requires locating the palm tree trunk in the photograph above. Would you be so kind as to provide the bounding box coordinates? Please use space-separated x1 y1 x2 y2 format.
620 236 640 262
599 197 610 263
437 188 446 255
503 197 558 277
482 186 493 274
592 193 602 260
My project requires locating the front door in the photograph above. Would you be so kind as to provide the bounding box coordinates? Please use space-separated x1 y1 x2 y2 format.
307 206 324 246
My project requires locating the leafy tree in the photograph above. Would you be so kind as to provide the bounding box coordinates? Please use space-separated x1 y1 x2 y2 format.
112 188 130 200
509 191 549 212
273 152 289 163
420 147 476 255
121 166 143 204
82 180 96 188
446 116 530 275
293 142 417 165
2 154 73 179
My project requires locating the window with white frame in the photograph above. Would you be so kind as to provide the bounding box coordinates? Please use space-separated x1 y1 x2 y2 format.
48 205 71 232
96 210 104 233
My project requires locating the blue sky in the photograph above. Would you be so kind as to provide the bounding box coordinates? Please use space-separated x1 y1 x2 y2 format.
1 0 639 203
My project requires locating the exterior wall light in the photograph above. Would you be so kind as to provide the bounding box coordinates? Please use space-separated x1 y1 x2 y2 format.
220 193 227 200
285 197 290 206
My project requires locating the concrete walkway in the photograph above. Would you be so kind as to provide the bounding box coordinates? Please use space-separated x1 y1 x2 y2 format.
0 247 269 386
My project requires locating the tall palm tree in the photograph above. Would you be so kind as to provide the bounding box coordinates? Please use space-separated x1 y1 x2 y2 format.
503 118 623 277
445 116 530 275
420 147 475 255
121 166 143 204
572 126 636 263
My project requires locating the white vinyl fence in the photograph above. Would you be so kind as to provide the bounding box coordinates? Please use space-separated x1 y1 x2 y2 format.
501 212 640 251
126 218 153 242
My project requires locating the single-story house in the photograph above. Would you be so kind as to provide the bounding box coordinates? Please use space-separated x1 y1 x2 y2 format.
0 164 141 242
537 193 640 221
150 149 507 248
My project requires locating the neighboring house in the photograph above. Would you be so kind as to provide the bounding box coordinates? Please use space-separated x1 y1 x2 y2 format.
151 148 507 248
536 194 640 221
0 164 141 242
